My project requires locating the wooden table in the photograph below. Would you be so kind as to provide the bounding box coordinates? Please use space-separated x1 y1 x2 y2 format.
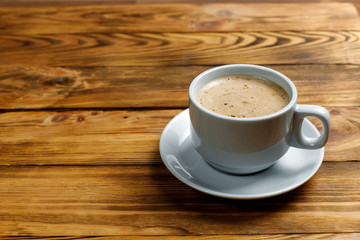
0 2 360 239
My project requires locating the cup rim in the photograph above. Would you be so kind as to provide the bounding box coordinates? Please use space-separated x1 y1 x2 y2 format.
189 64 298 122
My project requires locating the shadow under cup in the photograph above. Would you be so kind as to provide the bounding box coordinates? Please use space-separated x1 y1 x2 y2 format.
189 64 329 175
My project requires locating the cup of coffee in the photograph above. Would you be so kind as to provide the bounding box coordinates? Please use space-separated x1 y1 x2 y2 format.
189 64 330 174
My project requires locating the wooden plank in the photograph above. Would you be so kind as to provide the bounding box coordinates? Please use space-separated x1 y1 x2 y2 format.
0 162 359 235
0 0 135 6
0 0 359 17
0 3 359 35
325 107 360 162
2 234 360 240
0 31 359 67
0 0 359 13
0 65 359 109
0 107 358 166
0 109 177 166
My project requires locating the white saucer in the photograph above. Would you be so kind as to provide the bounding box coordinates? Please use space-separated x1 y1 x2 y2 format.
159 109 324 199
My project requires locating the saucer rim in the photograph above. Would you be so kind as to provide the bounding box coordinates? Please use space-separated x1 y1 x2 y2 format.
159 109 324 199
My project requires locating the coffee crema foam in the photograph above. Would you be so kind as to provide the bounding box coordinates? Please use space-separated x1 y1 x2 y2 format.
197 75 290 118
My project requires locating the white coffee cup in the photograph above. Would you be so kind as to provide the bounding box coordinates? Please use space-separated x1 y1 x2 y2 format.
189 64 330 174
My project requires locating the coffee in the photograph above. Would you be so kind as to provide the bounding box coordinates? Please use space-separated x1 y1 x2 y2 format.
197 75 289 118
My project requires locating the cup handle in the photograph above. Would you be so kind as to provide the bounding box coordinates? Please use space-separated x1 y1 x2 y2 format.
288 105 331 149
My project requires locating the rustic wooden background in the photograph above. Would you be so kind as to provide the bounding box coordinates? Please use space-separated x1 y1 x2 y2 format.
0 0 359 239
0 0 360 11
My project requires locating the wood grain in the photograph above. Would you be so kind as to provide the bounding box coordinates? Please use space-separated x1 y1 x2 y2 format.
0 107 358 166
0 0 135 6
0 162 359 235
1 234 360 239
0 64 359 109
1 31 359 67
0 3 359 35
0 109 178 166
2 234 360 240
0 2 359 238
